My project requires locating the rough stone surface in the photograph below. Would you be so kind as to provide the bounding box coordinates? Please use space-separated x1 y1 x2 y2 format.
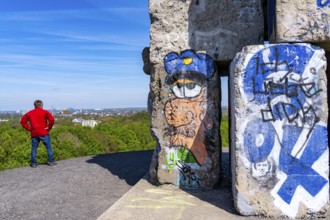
326 52 330 171
230 43 329 218
148 50 221 189
147 0 265 189
149 0 264 64
269 0 330 50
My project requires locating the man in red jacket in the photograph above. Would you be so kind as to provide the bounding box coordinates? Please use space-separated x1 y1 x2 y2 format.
20 100 56 167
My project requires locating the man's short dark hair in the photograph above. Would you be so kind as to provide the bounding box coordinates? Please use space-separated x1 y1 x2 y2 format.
34 100 43 108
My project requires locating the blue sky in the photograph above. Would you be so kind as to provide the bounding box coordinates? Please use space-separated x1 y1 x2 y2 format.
0 0 228 111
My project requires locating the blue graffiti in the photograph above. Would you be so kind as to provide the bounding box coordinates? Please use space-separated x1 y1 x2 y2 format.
244 45 315 104
243 45 320 121
317 0 330 8
278 124 328 204
244 122 328 204
177 161 202 189
243 119 275 163
164 50 215 79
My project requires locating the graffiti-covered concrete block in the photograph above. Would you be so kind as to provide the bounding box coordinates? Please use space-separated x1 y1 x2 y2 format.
149 50 220 188
230 43 329 218
149 0 264 64
269 0 330 50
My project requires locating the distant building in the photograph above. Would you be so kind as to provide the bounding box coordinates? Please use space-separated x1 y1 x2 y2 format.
82 120 98 128
72 118 98 128
60 109 72 117
72 118 84 123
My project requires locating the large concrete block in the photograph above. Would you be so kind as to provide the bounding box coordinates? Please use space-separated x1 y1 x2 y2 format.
149 50 221 188
269 0 330 50
230 43 329 218
149 0 264 64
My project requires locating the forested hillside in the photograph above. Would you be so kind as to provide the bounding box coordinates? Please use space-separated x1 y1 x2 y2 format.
0 111 229 171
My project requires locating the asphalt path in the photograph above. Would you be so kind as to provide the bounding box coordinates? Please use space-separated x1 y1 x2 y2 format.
0 150 153 220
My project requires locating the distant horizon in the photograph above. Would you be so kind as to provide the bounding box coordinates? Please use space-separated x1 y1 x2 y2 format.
0 105 148 112
0 104 229 112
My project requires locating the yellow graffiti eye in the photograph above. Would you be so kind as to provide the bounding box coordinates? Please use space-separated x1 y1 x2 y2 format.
183 57 193 65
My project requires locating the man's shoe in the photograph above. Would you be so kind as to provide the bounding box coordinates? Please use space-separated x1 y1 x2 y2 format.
47 161 57 166
30 163 37 168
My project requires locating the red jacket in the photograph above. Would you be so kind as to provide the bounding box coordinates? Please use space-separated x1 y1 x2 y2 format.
20 107 55 137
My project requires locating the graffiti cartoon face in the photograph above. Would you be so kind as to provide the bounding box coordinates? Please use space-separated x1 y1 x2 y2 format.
164 50 215 165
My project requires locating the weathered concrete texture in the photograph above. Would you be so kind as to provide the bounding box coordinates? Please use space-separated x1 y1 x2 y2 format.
149 0 264 64
230 43 329 218
149 50 220 189
327 52 330 181
269 0 330 50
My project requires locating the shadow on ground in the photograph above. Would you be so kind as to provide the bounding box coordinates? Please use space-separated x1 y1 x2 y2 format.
87 150 153 186
179 151 240 215
90 149 240 217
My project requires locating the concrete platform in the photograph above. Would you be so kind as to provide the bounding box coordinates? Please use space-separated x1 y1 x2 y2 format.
98 176 246 220
98 148 275 220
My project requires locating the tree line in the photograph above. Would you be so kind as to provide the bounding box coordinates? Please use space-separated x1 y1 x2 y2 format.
0 111 229 171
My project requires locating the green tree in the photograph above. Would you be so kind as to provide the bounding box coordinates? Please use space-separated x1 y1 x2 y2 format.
0 110 229 171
